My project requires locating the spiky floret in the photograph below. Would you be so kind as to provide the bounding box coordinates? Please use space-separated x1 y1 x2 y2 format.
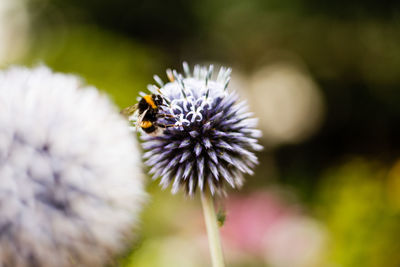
138 63 262 196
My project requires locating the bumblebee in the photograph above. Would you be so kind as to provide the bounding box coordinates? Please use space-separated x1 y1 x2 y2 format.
121 94 173 135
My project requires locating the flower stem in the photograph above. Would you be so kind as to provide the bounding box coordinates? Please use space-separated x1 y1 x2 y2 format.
201 191 225 267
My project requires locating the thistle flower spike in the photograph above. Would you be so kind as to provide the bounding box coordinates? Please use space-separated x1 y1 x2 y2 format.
139 62 263 196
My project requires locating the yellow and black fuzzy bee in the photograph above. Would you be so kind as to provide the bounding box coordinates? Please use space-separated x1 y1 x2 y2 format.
121 94 174 135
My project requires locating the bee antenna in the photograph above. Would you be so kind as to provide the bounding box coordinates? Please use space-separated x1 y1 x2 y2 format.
162 96 171 105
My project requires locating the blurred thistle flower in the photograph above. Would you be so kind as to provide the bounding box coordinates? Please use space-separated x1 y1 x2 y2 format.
139 63 262 196
0 66 145 267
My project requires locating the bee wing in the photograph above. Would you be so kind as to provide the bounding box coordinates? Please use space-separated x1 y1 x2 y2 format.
135 109 148 131
136 109 147 124
120 104 138 118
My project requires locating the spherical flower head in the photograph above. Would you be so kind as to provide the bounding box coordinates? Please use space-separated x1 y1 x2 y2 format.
0 66 146 267
140 63 263 196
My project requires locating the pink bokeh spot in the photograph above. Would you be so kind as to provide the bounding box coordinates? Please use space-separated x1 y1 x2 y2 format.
221 191 299 256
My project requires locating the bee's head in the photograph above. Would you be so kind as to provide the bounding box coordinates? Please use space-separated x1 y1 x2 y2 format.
153 94 164 106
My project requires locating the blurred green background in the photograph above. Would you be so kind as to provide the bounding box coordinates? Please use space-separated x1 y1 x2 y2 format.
2 0 400 266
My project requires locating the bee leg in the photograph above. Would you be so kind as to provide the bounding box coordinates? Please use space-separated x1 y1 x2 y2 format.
159 102 171 107
155 122 178 129
157 113 176 118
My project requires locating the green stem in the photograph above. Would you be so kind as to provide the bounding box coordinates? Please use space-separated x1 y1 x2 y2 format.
201 192 225 267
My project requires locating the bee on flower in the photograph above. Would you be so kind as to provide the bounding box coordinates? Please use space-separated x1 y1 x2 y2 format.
125 62 262 196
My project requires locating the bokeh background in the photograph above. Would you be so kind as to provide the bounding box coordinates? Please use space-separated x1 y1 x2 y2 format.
2 0 400 266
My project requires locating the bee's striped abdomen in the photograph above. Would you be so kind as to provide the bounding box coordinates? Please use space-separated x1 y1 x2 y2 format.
141 121 157 134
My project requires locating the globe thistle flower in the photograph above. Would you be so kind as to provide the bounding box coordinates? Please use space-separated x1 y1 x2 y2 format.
0 66 145 267
139 63 262 196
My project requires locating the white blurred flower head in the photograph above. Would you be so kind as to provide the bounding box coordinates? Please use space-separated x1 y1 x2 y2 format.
0 66 145 266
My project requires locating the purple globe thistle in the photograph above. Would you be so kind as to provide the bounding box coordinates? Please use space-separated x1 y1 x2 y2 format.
137 63 262 196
